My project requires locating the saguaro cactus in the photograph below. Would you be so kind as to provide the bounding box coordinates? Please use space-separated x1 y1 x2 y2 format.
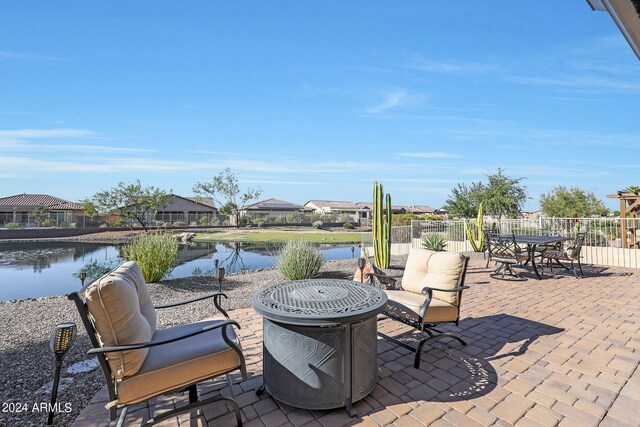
373 182 392 268
465 202 485 252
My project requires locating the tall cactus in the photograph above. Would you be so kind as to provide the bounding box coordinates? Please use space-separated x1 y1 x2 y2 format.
465 202 485 252
373 182 392 268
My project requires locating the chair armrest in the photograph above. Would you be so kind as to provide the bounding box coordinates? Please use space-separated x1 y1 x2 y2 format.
154 292 227 309
88 319 240 354
155 292 230 319
421 285 469 295
364 273 397 283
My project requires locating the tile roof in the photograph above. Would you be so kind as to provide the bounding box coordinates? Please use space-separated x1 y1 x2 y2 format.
306 200 365 209
243 198 309 211
0 194 82 210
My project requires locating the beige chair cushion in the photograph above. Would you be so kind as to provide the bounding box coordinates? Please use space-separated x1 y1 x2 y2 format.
384 290 459 324
117 318 242 405
400 249 466 305
85 262 156 379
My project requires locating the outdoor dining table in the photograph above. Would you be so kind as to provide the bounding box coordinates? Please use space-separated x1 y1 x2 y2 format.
512 235 573 279
251 278 387 417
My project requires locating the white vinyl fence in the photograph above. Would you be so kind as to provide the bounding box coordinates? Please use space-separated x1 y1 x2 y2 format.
402 217 640 269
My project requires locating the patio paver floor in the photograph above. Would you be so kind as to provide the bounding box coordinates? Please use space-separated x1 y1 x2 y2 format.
73 257 640 427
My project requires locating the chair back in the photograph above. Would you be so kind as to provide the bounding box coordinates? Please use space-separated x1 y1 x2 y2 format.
401 248 468 306
486 233 521 260
569 232 586 258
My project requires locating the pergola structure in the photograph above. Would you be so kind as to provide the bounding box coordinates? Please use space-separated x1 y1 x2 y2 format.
607 191 640 248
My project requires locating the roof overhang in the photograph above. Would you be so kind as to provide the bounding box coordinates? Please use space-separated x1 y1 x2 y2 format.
587 0 640 60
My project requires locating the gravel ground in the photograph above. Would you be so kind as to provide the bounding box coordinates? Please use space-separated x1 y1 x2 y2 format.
0 256 406 426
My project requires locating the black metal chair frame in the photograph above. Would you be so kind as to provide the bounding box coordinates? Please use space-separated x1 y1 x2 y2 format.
541 232 586 278
366 256 470 369
68 285 247 427
485 233 529 281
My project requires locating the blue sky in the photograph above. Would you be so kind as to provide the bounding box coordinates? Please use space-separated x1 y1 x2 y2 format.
1 1 639 211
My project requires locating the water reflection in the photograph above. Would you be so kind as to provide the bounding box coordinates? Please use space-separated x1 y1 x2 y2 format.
0 241 360 300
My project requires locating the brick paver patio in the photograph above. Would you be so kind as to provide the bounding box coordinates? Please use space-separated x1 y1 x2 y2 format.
73 257 640 427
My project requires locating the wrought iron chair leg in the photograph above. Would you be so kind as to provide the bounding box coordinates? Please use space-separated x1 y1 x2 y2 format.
578 259 584 277
414 333 467 369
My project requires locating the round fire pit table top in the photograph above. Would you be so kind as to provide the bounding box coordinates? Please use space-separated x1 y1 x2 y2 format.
252 279 387 326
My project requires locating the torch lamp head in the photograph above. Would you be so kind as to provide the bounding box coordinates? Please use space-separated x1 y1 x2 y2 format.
50 323 76 356
357 257 367 270
214 259 219 268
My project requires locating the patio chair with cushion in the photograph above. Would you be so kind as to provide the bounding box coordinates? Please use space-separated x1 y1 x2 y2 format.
485 232 529 281
68 261 246 426
368 249 470 369
541 232 586 278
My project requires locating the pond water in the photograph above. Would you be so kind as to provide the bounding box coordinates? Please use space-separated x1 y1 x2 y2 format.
0 241 361 301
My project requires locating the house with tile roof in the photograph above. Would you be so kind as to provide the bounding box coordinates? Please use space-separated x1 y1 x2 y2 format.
240 198 312 221
0 194 83 226
304 200 370 222
153 195 218 225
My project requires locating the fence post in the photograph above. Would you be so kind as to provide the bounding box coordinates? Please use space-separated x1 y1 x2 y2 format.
538 216 542 231
462 218 468 251
410 220 414 249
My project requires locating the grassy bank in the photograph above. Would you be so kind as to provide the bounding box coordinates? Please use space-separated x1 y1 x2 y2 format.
195 228 365 243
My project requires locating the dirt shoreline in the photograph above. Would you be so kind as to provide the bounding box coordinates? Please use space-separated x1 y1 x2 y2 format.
0 256 406 426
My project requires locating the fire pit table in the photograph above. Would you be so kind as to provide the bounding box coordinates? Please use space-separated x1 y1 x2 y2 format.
252 279 387 417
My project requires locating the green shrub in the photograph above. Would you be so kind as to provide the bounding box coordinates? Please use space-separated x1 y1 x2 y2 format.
172 220 185 227
312 220 323 229
421 234 447 252
256 220 266 228
343 222 354 229
274 241 324 280
122 233 178 282
198 216 210 226
61 222 76 228
337 213 352 223
112 220 124 227
209 217 220 226
4 222 20 229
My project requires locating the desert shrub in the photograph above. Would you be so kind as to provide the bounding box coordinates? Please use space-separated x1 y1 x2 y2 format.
222 219 230 226
337 213 352 223
61 222 76 228
122 233 178 282
172 220 185 227
189 221 198 227
4 222 20 229
112 220 124 227
274 241 323 280
421 234 447 252
343 222 354 229
312 220 323 229
209 217 220 226
99 223 109 228
392 214 420 226
256 220 266 228
198 216 209 226
286 212 303 223
42 219 54 227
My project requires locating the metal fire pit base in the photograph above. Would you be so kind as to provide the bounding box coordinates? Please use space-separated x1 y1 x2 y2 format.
258 317 378 416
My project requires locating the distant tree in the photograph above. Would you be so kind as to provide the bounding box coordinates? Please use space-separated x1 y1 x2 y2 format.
218 201 237 216
444 168 527 219
89 180 172 231
31 205 50 227
193 168 262 228
443 182 485 218
482 168 527 219
81 200 99 221
540 186 609 217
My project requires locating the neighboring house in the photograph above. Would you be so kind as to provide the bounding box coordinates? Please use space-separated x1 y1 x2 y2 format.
0 193 83 226
154 195 218 224
305 200 370 221
355 202 406 215
240 198 312 220
522 210 543 220
407 205 438 215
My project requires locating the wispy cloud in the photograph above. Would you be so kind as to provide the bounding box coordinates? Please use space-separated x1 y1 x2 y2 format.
0 128 96 138
397 152 459 159
365 90 426 114
0 50 63 61
404 55 498 75
509 75 640 94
